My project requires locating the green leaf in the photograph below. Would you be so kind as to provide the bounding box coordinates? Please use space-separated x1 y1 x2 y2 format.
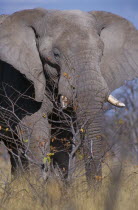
23 139 28 143
43 156 51 164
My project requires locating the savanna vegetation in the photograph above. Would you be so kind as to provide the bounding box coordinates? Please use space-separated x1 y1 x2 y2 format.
0 80 138 210
0 155 138 210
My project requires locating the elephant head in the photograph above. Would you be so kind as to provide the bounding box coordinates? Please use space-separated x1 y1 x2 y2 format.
1 9 138 184
36 10 138 184
38 10 138 184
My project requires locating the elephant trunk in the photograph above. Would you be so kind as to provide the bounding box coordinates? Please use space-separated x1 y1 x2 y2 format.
75 58 108 186
81 111 104 186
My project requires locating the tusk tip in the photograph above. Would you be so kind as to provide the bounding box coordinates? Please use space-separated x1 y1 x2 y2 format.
117 102 125 107
108 95 125 108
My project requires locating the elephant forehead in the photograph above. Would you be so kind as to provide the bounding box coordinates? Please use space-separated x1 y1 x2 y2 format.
43 11 99 48
47 10 96 31
63 10 96 26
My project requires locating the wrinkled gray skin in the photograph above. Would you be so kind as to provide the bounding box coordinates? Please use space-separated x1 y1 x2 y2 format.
0 9 138 185
0 15 8 24
0 13 53 177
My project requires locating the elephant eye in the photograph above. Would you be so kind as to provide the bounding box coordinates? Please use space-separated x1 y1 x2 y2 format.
54 52 59 58
53 48 60 60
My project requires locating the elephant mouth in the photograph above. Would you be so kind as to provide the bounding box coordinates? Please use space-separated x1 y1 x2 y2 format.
60 94 125 109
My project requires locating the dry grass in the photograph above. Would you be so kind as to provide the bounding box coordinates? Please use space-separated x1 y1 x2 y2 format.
0 157 138 210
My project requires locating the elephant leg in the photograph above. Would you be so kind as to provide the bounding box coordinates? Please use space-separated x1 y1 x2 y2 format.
3 136 29 176
49 107 74 180
8 146 29 175
19 109 51 179
52 152 69 179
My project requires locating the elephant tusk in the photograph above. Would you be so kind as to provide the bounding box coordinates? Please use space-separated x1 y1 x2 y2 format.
60 96 68 109
108 95 125 107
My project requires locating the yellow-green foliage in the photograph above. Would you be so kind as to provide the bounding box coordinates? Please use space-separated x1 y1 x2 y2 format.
0 158 138 210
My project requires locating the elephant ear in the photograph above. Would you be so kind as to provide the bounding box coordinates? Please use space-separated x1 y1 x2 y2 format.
0 14 8 24
89 11 138 92
0 9 46 101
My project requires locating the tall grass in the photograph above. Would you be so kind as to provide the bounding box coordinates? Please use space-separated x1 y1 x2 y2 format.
0 157 138 210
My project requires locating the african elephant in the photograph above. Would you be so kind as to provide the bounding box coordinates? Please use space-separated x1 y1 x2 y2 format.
0 9 138 185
